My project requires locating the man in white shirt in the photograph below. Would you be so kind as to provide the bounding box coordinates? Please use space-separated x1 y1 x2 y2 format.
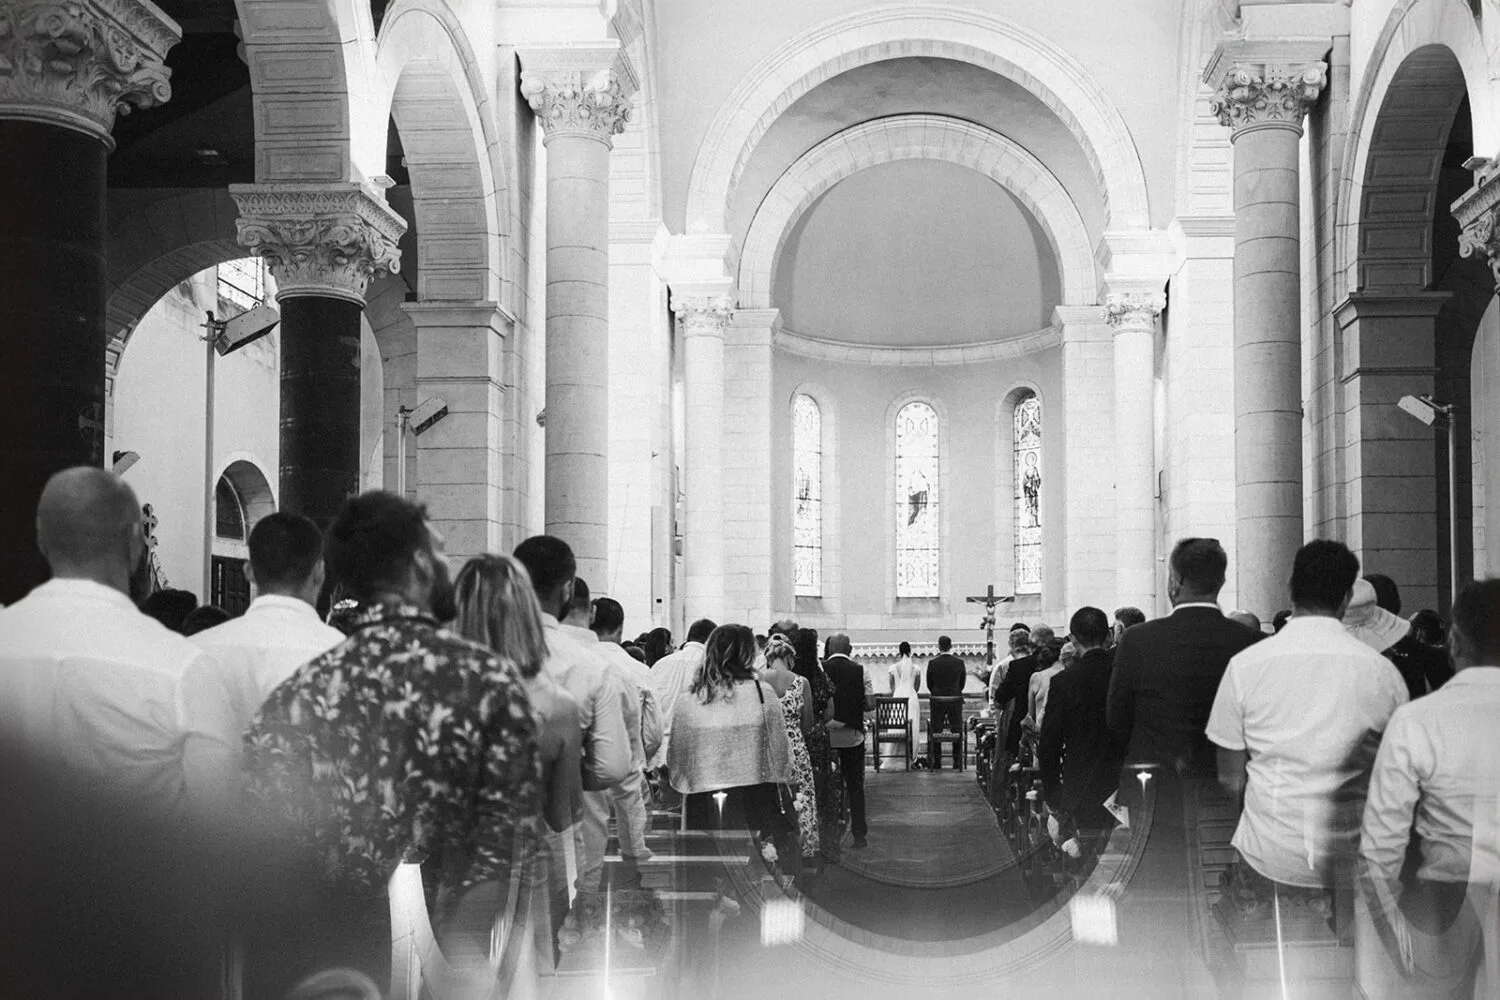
1207 539 1407 910
189 512 345 804
513 537 632 895
557 579 652 887
0 467 224 824
648 617 717 770
1357 578 1500 999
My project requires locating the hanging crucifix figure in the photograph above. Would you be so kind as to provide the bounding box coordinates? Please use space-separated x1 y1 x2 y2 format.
966 583 1015 673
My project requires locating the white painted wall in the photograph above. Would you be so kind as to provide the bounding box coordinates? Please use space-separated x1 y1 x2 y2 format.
112 264 386 598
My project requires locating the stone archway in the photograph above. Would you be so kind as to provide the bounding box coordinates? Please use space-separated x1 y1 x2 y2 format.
737 115 1094 309
685 3 1151 237
375 0 507 305
231 0 382 183
1336 5 1493 613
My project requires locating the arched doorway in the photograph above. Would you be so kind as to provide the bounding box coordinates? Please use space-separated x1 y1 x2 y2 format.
212 459 276 614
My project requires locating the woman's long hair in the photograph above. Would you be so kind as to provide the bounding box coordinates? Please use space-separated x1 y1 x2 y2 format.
690 624 758 703
452 554 549 678
643 627 674 666
792 627 821 683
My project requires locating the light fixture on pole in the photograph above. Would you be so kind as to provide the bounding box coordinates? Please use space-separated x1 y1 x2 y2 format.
111 450 140 476
395 396 449 496
200 303 281 603
1396 393 1460 607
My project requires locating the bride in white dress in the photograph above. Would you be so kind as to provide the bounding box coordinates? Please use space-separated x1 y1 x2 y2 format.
888 641 923 757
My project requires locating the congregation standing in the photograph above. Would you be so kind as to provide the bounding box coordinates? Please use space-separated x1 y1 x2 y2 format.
2 465 1498 998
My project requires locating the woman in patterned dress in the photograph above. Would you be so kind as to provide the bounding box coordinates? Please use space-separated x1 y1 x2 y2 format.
760 635 819 861
788 625 844 857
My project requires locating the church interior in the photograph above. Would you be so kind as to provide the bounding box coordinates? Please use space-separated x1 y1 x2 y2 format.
3 0 1500 996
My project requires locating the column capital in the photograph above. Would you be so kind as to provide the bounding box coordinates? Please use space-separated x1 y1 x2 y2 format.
0 0 181 146
672 293 734 337
230 182 408 304
1104 291 1166 335
519 44 635 148
1453 156 1500 293
1204 42 1327 138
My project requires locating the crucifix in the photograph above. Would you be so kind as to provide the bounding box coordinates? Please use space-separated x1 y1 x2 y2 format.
966 584 1015 670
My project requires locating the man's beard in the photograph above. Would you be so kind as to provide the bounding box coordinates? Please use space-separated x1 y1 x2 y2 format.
429 559 458 624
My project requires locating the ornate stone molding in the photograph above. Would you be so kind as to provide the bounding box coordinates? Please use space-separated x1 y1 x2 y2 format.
0 0 181 145
1206 59 1326 137
229 183 408 304
775 325 1062 367
520 65 632 147
1104 291 1166 334
672 294 734 337
1453 156 1500 293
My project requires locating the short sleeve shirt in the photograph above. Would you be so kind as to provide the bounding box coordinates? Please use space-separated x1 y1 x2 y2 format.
1206 616 1407 887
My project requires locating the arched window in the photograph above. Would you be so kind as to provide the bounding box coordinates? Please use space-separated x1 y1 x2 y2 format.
215 476 246 540
792 394 823 597
895 401 940 598
1014 393 1043 595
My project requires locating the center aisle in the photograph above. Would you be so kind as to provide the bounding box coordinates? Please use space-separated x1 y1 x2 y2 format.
837 769 1017 888
797 769 1034 943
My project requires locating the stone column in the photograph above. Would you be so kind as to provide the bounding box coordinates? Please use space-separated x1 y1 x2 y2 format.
231 183 406 525
724 309 779 626
403 301 511 567
1207 49 1326 619
1106 291 1165 612
1056 306 1116 614
0 1 180 604
673 293 734 623
521 51 632 584
1334 293 1449 613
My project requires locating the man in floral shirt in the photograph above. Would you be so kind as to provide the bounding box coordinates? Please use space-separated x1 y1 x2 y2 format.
243 491 541 988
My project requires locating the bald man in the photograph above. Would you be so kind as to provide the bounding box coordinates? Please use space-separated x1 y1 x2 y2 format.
0 467 232 824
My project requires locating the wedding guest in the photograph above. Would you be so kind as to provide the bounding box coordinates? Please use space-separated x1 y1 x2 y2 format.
649 618 715 769
761 634 819 862
188 512 345 808
454 554 581 834
1112 606 1146 643
0 467 222 824
1357 579 1500 999
823 634 874 849
1343 577 1452 700
782 622 844 857
1039 607 1126 841
244 493 541 990
925 636 966 769
668 625 795 858
1207 540 1406 913
888 640 923 754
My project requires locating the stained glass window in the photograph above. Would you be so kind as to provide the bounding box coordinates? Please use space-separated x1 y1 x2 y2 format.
792 394 822 597
895 401 940 598
1014 393 1043 595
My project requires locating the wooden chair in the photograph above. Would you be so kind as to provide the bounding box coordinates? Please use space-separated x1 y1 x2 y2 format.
870 696 912 771
926 695 968 771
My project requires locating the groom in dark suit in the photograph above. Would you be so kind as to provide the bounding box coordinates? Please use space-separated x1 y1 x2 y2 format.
1107 537 1262 806
925 636 967 769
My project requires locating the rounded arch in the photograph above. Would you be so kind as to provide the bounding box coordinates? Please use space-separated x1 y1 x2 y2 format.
215 455 277 535
686 4 1150 237
740 115 1094 309
106 189 247 353
1337 0 1493 296
374 0 507 304
232 0 381 183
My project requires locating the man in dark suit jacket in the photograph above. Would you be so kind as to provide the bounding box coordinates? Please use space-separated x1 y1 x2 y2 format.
823 633 875 848
1039 607 1126 836
925 636 967 769
1106 537 1263 798
992 624 1054 763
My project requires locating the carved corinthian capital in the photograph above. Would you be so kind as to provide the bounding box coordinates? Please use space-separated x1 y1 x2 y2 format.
1453 157 1500 293
1105 292 1166 335
1207 60 1326 138
520 64 633 146
672 294 734 337
0 0 181 145
229 183 408 304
